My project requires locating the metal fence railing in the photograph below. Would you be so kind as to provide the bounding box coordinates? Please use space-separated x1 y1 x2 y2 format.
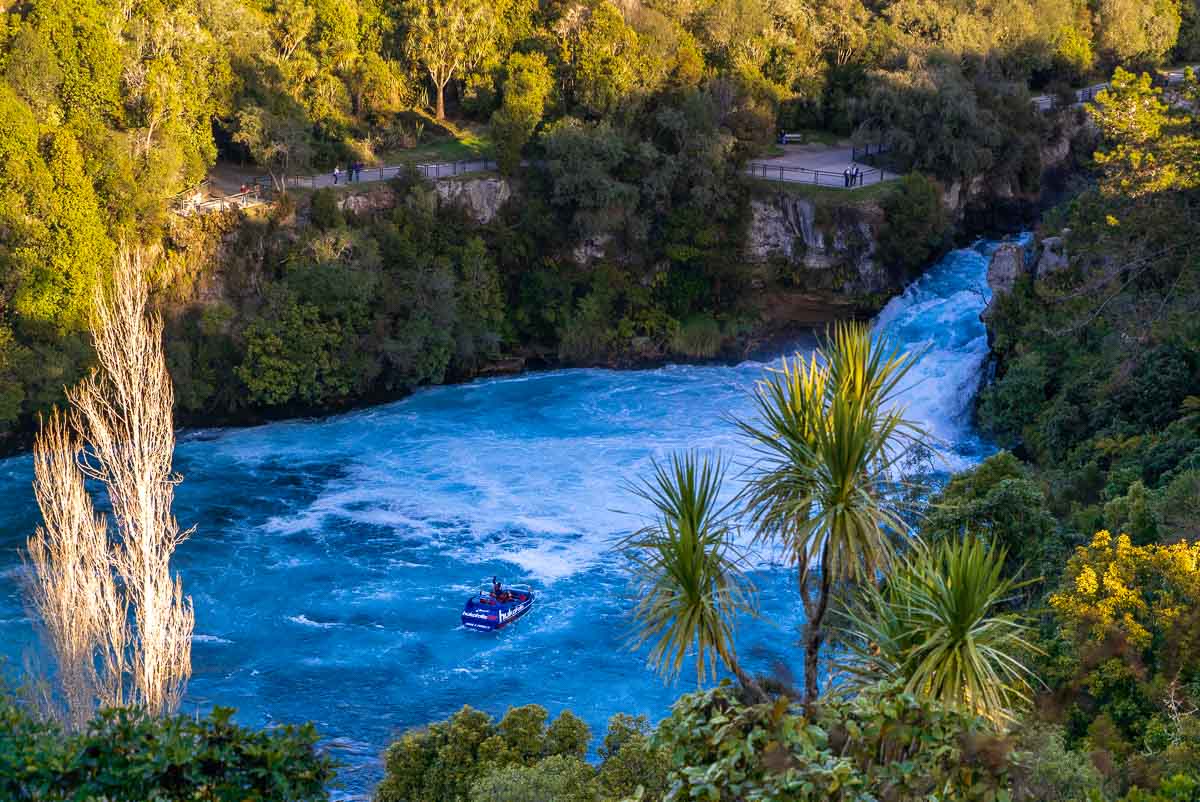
1034 83 1108 112
176 186 265 216
851 142 891 163
266 158 499 192
744 162 890 189
1034 67 1195 112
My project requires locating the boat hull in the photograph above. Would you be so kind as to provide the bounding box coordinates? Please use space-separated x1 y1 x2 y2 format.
461 592 534 631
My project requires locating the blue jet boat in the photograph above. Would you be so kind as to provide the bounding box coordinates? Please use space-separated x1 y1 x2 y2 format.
461 577 534 631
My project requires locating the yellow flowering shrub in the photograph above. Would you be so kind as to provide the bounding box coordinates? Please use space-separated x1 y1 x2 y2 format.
1051 531 1200 668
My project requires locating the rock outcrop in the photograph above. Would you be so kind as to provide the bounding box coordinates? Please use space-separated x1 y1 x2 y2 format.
1034 233 1070 277
572 234 613 266
338 185 397 215
986 242 1027 297
434 176 512 224
746 194 889 293
941 175 989 218
981 240 1047 330
332 175 513 225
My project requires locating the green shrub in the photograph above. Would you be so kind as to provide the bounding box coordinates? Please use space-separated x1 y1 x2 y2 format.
1156 470 1200 537
491 52 554 176
0 701 334 801
1121 775 1200 802
468 755 598 802
1108 344 1197 431
876 174 952 282
236 288 357 407
924 451 1065 578
597 714 669 801
977 352 1050 447
309 188 344 230
497 705 549 766
669 314 722 359
376 705 595 802
656 681 1014 801
1011 724 1104 801
558 292 617 363
1102 479 1159 544
544 710 590 760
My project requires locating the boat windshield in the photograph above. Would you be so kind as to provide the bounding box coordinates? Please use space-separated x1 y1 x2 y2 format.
474 580 531 602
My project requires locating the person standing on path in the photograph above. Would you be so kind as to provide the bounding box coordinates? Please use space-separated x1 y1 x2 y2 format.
851 165 860 187
843 166 851 187
333 165 341 185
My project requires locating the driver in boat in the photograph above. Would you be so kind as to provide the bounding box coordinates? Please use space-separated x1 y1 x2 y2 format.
492 578 509 602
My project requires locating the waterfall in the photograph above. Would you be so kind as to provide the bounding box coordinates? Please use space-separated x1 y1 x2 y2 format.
0 238 1016 796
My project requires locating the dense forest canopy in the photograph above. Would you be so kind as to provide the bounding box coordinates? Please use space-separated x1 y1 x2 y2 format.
0 0 1190 443
0 0 1189 416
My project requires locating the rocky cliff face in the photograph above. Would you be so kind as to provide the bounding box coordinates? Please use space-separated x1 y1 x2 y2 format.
981 234 1073 328
338 185 397 215
947 109 1095 233
746 193 891 294
986 242 1027 297
433 176 512 224
984 234 1072 299
334 175 513 225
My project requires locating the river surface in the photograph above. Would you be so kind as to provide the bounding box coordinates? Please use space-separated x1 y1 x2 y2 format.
0 240 1012 796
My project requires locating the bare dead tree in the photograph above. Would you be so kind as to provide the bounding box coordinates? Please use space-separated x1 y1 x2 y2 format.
24 246 194 725
24 411 129 730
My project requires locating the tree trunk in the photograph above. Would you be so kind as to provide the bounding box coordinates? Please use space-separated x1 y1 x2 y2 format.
435 80 446 120
730 658 769 704
803 567 832 710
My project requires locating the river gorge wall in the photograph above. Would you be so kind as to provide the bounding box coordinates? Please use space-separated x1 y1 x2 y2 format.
164 104 1094 322
745 193 889 294
142 109 1096 438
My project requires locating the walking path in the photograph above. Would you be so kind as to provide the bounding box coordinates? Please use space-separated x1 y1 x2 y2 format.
745 143 895 190
176 158 498 216
270 158 498 192
186 66 1198 218
760 67 1199 190
182 146 887 218
1032 67 1197 111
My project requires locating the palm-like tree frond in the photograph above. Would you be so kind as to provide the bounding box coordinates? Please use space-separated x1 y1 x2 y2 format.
735 320 928 704
619 451 757 689
738 322 924 585
836 537 1042 726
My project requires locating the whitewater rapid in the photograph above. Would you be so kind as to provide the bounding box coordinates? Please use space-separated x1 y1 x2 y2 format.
0 240 1008 794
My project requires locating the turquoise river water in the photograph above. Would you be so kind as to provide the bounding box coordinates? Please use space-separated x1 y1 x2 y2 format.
0 239 1016 795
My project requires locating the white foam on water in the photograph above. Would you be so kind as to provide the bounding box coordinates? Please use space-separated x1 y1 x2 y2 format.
873 244 997 472
502 541 597 582
287 615 342 629
221 240 1006 588
0 237 1020 799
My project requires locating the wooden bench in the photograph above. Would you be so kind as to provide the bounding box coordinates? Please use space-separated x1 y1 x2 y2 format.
779 132 805 144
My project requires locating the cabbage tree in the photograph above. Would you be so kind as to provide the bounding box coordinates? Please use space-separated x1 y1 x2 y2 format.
836 537 1041 725
620 451 764 700
738 321 924 706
